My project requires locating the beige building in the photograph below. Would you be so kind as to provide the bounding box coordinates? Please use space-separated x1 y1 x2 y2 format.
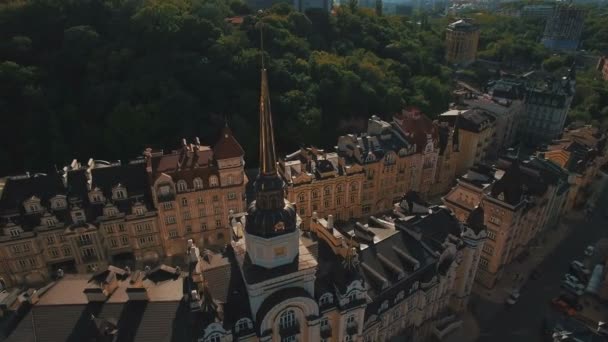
445 19 480 66
440 108 496 177
336 115 423 216
0 159 163 288
279 147 365 230
443 156 570 288
543 125 607 211
145 129 247 258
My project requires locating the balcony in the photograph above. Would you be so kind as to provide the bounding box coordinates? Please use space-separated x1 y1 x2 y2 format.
279 322 300 338
77 239 93 247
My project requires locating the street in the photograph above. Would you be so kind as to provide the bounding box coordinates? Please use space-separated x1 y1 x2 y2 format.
473 189 608 342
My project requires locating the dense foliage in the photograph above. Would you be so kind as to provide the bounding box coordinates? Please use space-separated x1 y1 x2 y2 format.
0 0 451 175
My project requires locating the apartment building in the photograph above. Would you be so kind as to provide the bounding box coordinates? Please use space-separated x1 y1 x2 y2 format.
443 156 569 288
279 147 365 230
439 108 496 177
145 129 247 258
336 115 422 216
0 159 162 288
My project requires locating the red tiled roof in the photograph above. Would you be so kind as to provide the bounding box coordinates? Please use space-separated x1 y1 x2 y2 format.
393 109 439 153
213 127 244 160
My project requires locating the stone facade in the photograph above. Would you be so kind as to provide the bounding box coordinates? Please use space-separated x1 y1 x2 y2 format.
445 19 480 66
443 156 570 288
145 129 247 258
279 147 365 231
336 115 423 215
0 159 163 288
439 109 496 177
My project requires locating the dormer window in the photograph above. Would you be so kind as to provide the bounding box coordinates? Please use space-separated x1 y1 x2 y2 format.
336 184 344 193
193 177 203 190
134 206 145 216
177 180 187 192
72 210 86 224
46 218 58 227
24 196 42 214
235 318 253 334
89 190 104 204
50 196 67 210
209 176 219 187
319 293 334 306
104 205 118 217
9 228 21 237
112 186 127 200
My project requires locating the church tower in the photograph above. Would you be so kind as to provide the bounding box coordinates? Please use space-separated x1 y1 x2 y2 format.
234 35 320 342
244 60 300 269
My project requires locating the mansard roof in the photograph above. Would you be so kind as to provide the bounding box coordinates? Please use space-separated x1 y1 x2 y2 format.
0 161 155 234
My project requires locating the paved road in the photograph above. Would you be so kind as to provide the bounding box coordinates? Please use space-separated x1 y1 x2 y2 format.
474 190 608 342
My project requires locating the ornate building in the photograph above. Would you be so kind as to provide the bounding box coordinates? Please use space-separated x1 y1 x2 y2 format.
443 155 570 288
336 116 422 216
144 130 247 258
393 108 460 198
0 159 162 288
190 61 486 342
279 147 365 230
439 109 495 177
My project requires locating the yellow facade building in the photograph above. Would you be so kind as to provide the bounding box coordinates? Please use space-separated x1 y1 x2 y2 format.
445 19 480 66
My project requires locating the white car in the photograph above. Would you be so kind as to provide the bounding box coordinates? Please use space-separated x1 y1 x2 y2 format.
571 261 591 274
585 246 595 257
561 281 584 296
563 274 581 284
506 290 520 305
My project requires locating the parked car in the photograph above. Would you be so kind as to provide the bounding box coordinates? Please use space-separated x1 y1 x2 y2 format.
584 245 595 257
551 298 576 315
562 279 585 291
563 273 581 284
561 283 584 296
558 294 583 311
571 261 591 274
506 289 520 305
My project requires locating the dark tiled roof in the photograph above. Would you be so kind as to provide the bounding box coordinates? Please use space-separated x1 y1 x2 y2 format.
466 206 486 235
213 127 245 160
457 109 495 133
0 173 65 214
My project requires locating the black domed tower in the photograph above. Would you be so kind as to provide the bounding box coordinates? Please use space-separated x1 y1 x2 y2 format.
244 61 299 269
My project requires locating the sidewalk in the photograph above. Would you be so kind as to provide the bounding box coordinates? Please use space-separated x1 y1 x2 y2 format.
443 311 480 342
473 211 584 304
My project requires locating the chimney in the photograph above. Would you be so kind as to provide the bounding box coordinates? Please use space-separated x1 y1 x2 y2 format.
126 270 149 301
84 271 118 302
327 215 334 230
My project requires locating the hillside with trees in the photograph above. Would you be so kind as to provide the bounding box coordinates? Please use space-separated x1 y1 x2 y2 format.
1 0 607 175
0 0 450 175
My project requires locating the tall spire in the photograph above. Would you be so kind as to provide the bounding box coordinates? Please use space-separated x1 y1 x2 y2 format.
258 23 277 176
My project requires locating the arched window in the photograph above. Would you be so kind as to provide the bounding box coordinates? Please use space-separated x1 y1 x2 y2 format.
177 180 187 192
324 186 331 196
209 176 219 187
312 190 319 199
279 310 296 330
205 333 221 342
298 193 306 202
235 318 252 333
350 182 358 192
193 177 203 190
336 184 344 193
